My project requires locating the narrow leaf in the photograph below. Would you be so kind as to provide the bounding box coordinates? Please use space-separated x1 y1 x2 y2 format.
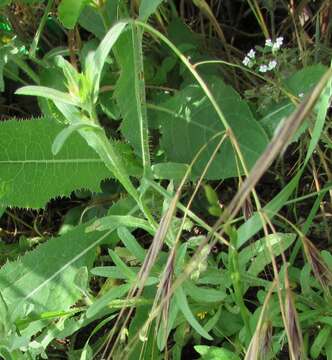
117 227 146 262
91 21 127 94
175 286 212 340
86 284 131 318
16 86 80 106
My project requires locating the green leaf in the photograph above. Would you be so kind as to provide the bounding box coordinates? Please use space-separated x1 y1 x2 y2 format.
310 325 331 359
184 281 226 303
108 249 136 281
174 286 212 340
151 162 189 180
114 24 150 171
51 122 102 155
86 215 153 234
58 0 90 29
239 233 296 276
153 76 268 180
261 64 328 140
90 21 127 96
16 86 80 107
117 227 146 262
139 0 164 21
91 266 137 279
0 223 102 321
195 345 240 360
86 284 131 318
283 64 327 96
0 117 139 208
237 66 332 248
260 100 294 138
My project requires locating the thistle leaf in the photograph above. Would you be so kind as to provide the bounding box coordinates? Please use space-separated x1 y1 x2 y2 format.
0 117 141 208
0 223 103 321
114 24 151 172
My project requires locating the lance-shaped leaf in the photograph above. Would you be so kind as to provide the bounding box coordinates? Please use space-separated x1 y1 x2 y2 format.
114 24 151 171
0 117 141 208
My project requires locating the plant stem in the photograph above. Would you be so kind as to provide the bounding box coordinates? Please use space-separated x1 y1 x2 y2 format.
79 128 157 230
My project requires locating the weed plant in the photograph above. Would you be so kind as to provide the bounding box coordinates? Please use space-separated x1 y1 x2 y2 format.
0 1 332 359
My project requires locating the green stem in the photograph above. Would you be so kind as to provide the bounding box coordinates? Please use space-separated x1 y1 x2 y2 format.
79 128 157 230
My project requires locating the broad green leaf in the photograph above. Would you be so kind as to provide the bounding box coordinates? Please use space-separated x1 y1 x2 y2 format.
114 24 150 171
260 64 328 139
58 0 90 29
0 223 102 320
174 286 212 340
283 64 327 96
78 0 122 39
152 162 189 180
139 0 164 21
195 345 240 360
152 76 268 179
260 100 294 138
0 117 140 208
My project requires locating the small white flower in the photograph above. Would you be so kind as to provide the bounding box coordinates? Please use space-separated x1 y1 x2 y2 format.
259 64 268 73
268 60 277 70
272 37 283 51
276 36 284 46
242 56 251 67
247 49 256 59
265 38 273 47
298 92 304 98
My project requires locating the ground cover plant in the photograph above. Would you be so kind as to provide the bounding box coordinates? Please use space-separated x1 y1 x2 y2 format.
0 0 332 359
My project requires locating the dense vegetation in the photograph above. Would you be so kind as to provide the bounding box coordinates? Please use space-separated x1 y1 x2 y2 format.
0 1 332 359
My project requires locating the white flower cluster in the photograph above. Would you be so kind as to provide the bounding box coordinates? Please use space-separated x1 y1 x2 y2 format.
242 49 256 68
242 36 284 73
259 60 277 73
265 36 284 52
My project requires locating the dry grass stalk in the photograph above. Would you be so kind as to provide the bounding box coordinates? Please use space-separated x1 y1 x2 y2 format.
284 279 304 360
120 68 332 358
245 282 275 360
302 235 332 292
